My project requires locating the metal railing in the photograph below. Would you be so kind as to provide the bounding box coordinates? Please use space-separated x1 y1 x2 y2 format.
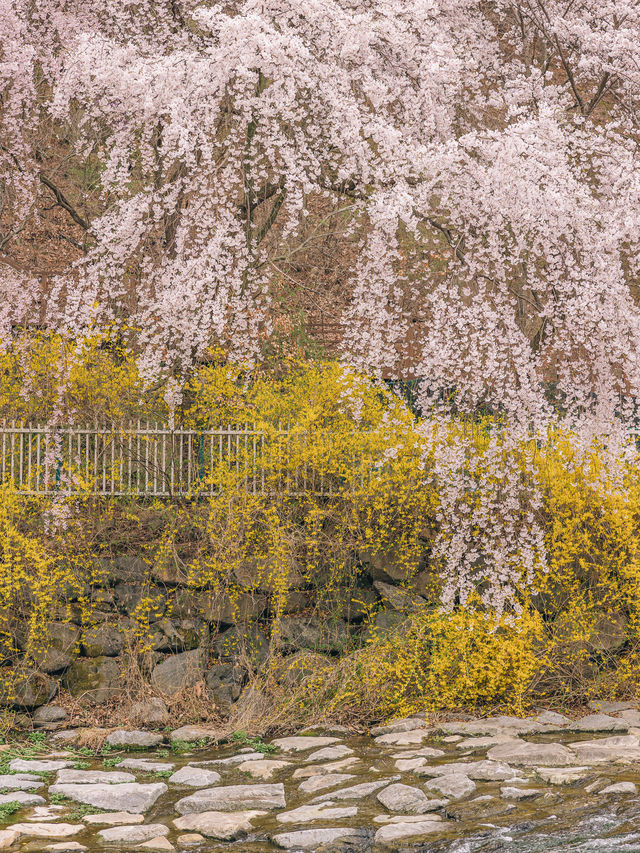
0 422 370 497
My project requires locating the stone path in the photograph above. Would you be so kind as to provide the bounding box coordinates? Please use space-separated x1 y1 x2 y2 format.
3 702 640 851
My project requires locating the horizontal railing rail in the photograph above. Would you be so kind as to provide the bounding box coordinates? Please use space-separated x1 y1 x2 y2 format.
0 422 394 497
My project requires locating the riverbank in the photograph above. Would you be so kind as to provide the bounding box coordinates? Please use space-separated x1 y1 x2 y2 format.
1 703 640 852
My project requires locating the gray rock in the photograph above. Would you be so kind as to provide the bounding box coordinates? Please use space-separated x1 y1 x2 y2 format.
0 774 43 790
416 760 517 781
97 824 169 843
33 705 68 724
170 725 217 743
171 590 266 624
0 791 45 807
117 759 174 772
306 745 353 762
1 668 57 709
570 714 628 733
48 782 167 813
276 803 358 823
373 581 428 613
173 811 267 840
129 698 169 727
236 759 291 780
455 736 519 751
81 623 124 657
375 730 431 746
500 786 543 800
376 783 438 814
200 752 264 767
311 780 395 802
62 656 121 705
371 717 429 736
442 716 552 737
212 624 269 665
168 766 221 787
272 829 363 849
299 774 356 794
533 711 572 727
56 770 135 785
535 767 590 784
272 736 340 753
30 623 79 674
8 823 84 839
487 741 577 766
105 730 164 749
150 618 205 653
569 734 640 763
205 663 245 713
599 781 637 794
588 700 637 713
176 783 286 814
620 709 640 727
151 650 203 695
82 812 144 825
424 774 476 799
373 819 443 843
10 759 73 772
277 617 349 653
292 758 360 779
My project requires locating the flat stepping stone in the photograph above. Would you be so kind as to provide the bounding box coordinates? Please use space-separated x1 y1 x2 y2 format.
173 810 267 840
176 835 204 846
9 824 84 839
374 818 443 843
500 786 543 801
311 779 395 802
9 759 73 773
487 741 577 766
198 752 264 766
276 804 357 823
534 711 572 727
0 774 43 790
97 824 169 843
0 791 45 808
176 783 285 814
569 734 640 763
442 716 553 737
271 736 339 753
306 745 353 762
0 830 20 848
375 730 431 746
376 783 440 814
236 759 291 780
56 769 135 784
588 700 637 714
392 748 445 759
117 759 175 772
43 844 87 852
425 774 476 799
456 736 519 751
27 806 67 821
396 757 430 771
569 714 628 733
272 828 363 849
535 766 590 785
599 781 637 794
82 812 144 825
168 766 221 787
416 760 517 781
371 718 429 736
620 709 640 727
48 782 167 813
292 758 359 779
299 774 355 794
105 730 164 749
138 839 174 851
